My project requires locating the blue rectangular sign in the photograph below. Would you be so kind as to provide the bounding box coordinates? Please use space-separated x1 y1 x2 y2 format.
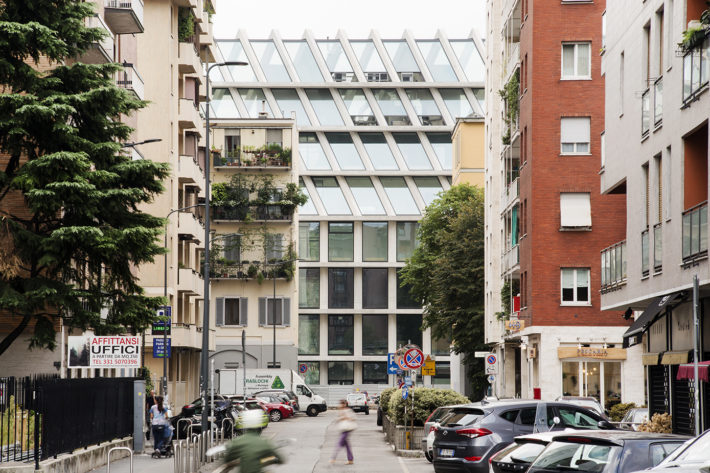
405 376 413 387
153 338 171 358
387 353 398 374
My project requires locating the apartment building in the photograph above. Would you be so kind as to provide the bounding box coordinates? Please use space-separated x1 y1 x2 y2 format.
209 30 484 390
485 0 642 407
452 117 485 186
601 0 710 435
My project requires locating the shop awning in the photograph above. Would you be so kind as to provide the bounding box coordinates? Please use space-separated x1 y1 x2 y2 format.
622 291 685 348
676 361 710 382
661 351 689 365
642 353 661 365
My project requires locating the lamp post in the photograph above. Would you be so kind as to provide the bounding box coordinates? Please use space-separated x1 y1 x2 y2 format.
264 258 300 369
201 61 248 433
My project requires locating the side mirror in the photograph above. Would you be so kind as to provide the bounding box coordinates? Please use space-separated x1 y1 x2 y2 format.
597 420 614 430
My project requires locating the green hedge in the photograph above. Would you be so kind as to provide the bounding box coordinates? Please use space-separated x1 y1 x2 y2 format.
386 387 469 426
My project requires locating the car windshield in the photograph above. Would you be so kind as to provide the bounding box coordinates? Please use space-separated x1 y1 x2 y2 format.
529 441 620 473
441 408 486 427
670 430 710 463
347 394 366 401
505 442 548 464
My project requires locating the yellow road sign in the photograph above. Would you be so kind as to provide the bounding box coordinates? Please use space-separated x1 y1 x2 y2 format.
422 355 436 376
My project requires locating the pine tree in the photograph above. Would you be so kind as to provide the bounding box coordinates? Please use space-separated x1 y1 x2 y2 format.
0 1 170 355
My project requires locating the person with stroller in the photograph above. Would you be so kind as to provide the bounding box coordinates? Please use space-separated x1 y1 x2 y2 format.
149 396 172 456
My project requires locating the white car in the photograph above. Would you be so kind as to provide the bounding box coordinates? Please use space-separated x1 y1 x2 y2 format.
346 393 369 414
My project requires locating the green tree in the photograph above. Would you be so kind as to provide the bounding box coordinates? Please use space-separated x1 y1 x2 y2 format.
399 184 487 399
0 0 170 355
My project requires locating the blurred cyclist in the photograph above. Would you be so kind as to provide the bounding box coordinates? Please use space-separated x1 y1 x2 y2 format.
223 410 283 473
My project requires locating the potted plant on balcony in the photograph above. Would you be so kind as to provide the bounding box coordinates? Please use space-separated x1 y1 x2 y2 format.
247 264 258 279
679 11 710 53
279 182 309 218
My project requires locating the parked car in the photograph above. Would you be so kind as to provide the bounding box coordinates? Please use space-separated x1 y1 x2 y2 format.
432 400 614 473
422 404 473 462
490 431 566 473
641 428 710 473
618 408 649 431
346 392 369 414
556 396 608 418
254 394 294 422
527 431 689 473
254 389 300 411
229 396 268 412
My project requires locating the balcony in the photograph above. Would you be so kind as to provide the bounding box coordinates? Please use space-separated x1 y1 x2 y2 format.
177 210 204 242
601 240 626 293
502 178 519 211
199 16 214 46
116 63 144 100
178 154 204 186
502 245 520 276
213 145 292 169
178 98 202 131
79 15 114 64
682 37 709 103
178 40 202 75
178 267 203 296
170 324 200 349
682 201 708 265
505 43 520 82
212 204 295 222
103 0 144 34
210 261 293 280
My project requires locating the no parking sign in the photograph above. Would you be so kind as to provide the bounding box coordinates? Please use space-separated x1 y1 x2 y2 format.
485 354 498 375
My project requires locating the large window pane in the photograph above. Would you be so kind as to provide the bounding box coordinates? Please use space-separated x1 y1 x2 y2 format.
426 133 453 170
210 88 240 117
363 221 388 262
272 89 311 126
284 40 323 82
383 40 420 72
216 41 257 81
328 268 354 309
298 314 320 355
299 268 320 309
299 178 317 215
450 40 485 82
432 361 450 385
251 40 290 82
328 222 353 261
414 177 443 207
363 268 388 309
351 40 388 77
326 133 365 170
238 88 272 118
363 362 388 384
406 89 444 125
346 177 385 214
417 40 457 82
317 41 354 81
397 269 420 309
373 89 411 125
604 362 622 410
313 177 351 215
396 313 422 346
440 89 474 119
397 222 419 261
393 133 432 170
340 89 376 125
299 222 320 261
306 89 344 126
360 133 398 170
328 315 354 354
299 132 330 170
301 361 320 384
473 88 485 113
432 333 451 355
328 361 354 385
381 177 420 215
362 315 388 355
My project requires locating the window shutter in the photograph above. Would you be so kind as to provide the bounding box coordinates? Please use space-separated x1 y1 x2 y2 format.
560 117 590 143
560 193 591 227
258 297 267 326
266 129 283 145
283 298 291 326
240 298 248 326
216 297 224 326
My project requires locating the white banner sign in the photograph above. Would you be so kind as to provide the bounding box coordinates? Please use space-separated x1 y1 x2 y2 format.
68 335 142 368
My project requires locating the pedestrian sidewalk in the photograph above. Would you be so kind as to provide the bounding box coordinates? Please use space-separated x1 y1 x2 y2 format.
88 439 175 473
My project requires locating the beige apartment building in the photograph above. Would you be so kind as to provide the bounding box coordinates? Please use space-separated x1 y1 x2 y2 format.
452 117 485 187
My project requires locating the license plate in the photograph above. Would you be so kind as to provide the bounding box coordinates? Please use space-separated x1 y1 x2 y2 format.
439 449 455 457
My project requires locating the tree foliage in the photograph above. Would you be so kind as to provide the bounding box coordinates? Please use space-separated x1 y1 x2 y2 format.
0 0 170 355
399 184 488 399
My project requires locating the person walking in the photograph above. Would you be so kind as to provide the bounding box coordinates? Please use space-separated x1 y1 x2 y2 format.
149 396 170 453
330 400 356 465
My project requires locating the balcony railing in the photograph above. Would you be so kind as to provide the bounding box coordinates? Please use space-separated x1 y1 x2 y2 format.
682 37 709 103
641 88 650 137
210 260 292 280
641 228 650 277
601 240 627 292
103 0 144 34
116 63 144 100
682 201 708 263
502 245 519 275
214 145 292 168
653 77 663 125
502 177 519 210
212 203 295 222
653 223 663 273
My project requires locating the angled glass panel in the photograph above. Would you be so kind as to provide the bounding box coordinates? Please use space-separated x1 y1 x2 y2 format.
414 177 443 207
440 89 474 119
305 89 344 126
450 40 485 82
216 41 257 82
351 40 387 72
417 40 457 82
405 89 444 125
313 177 351 215
284 40 324 82
325 132 364 170
383 40 420 71
210 88 240 117
317 40 356 82
393 133 432 170
373 89 411 125
251 40 290 82
473 88 486 113
426 132 452 170
299 132 330 170
346 177 385 215
237 88 272 118
271 89 311 126
380 177 419 215
208 63 225 82
360 133 398 170
339 89 376 125
298 178 317 215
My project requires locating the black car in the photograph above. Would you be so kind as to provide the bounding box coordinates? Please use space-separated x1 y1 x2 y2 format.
527 431 689 473
432 401 614 473
639 428 710 473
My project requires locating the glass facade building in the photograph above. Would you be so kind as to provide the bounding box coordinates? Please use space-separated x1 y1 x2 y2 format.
212 32 484 387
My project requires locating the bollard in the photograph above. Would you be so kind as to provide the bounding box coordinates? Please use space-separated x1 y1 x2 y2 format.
177 418 192 442
107 447 133 473
172 441 180 473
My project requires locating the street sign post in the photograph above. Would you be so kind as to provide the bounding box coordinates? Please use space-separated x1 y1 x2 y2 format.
405 376 412 387
485 353 498 375
387 353 399 374
487 374 496 384
153 338 171 358
402 386 408 399
404 347 424 369
152 306 172 335
422 355 436 376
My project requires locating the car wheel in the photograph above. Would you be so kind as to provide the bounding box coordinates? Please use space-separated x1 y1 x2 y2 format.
425 451 433 463
306 406 319 417
269 410 282 422
365 408 369 415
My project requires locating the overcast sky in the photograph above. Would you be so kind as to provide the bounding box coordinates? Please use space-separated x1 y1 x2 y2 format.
213 0 486 40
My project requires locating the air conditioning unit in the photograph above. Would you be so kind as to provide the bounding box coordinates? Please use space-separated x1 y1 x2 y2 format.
332 72 345 82
401 72 414 82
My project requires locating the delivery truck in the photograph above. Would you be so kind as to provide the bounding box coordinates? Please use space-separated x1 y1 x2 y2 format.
218 369 327 417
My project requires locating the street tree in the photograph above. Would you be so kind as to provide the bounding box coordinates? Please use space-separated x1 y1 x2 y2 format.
0 0 170 356
399 184 488 398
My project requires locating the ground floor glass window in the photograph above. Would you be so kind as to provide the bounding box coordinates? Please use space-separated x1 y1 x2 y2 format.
328 361 354 385
561 359 622 409
363 362 388 384
301 361 320 385
432 361 450 385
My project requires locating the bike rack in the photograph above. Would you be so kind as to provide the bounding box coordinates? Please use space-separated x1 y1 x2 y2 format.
107 447 133 473
176 418 192 442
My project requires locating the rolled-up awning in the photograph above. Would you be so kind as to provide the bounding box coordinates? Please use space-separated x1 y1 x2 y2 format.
661 351 689 365
623 291 685 348
642 353 661 365
676 361 710 382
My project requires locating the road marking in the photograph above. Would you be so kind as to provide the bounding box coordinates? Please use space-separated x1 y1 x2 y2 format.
397 456 411 473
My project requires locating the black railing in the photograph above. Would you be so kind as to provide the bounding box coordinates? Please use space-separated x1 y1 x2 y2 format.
682 201 708 263
212 204 294 221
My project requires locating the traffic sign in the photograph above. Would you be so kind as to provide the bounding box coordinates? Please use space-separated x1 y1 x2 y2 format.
152 306 172 335
299 363 308 374
487 375 495 384
397 354 408 370
404 348 424 369
153 338 171 358
402 386 409 399
485 353 498 375
387 353 399 374
405 376 412 387
475 351 490 358
422 355 436 376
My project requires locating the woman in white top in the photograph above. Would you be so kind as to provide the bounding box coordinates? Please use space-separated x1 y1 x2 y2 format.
149 396 170 452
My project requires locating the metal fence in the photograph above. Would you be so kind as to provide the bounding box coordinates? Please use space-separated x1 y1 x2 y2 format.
0 376 42 462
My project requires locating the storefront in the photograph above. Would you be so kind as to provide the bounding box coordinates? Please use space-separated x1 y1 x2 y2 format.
558 346 625 410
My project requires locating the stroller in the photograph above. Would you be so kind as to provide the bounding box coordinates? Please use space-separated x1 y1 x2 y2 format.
151 423 174 458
